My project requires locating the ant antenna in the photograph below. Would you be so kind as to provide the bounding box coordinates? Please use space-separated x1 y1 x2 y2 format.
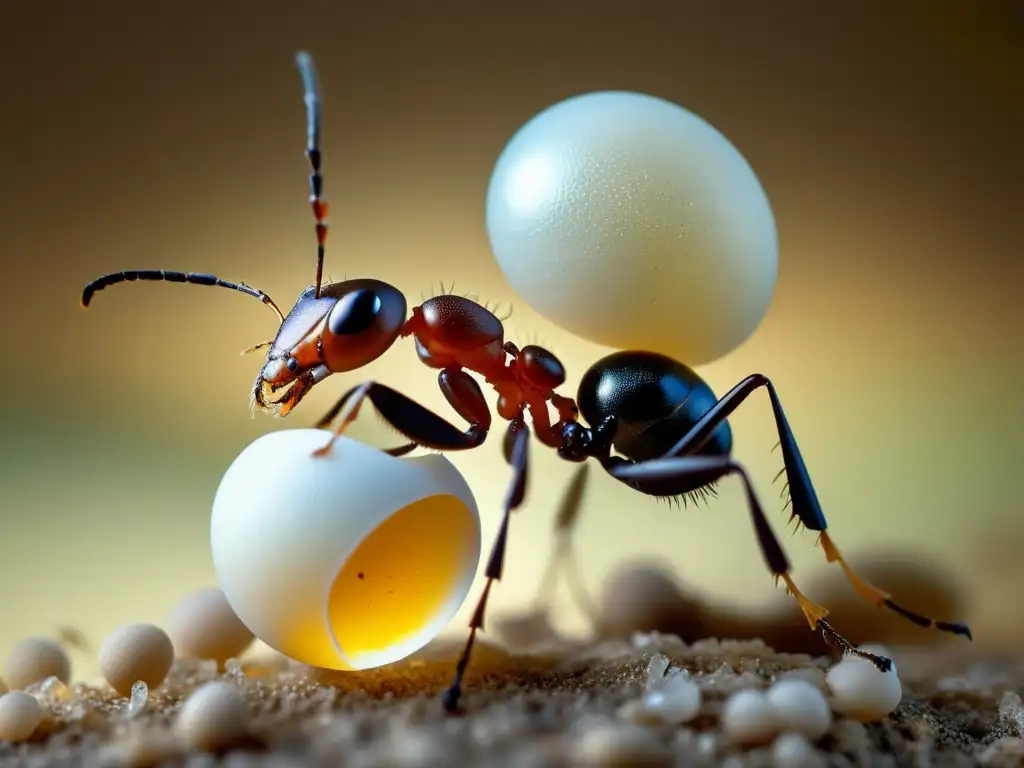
295 51 328 299
80 270 285 322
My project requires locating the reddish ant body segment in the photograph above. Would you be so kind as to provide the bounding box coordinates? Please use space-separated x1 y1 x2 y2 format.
81 51 971 714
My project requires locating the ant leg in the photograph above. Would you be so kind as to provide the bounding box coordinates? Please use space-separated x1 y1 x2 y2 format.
550 393 579 422
312 368 492 458
653 374 971 640
533 465 600 624
442 419 531 713
312 382 414 457
609 455 894 673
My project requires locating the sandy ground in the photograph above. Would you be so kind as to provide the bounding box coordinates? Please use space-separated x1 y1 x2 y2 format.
3 556 1022 767
2 629 1022 767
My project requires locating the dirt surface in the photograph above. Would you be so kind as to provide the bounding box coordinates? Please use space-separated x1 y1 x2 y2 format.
3 553 1021 767
2 628 1022 768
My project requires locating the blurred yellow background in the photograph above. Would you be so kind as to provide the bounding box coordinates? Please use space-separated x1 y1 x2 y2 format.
0 0 1020 681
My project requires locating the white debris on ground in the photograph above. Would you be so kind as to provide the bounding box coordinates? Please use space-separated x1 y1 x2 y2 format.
0 631 1016 767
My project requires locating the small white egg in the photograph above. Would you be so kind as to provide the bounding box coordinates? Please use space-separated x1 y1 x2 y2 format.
167 587 255 665
211 430 482 671
766 678 832 741
826 653 903 723
722 688 778 746
99 727 183 766
0 691 43 742
771 732 825 768
3 637 71 691
486 90 778 366
577 722 671 767
175 681 250 752
98 623 175 697
641 672 702 724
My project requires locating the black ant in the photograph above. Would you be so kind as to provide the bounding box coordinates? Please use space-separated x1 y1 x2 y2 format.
80 51 972 713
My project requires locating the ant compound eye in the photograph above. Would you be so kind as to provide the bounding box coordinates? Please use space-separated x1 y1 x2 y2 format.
328 289 382 336
286 357 299 372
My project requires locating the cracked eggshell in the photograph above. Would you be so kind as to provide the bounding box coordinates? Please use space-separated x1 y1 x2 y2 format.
211 429 481 671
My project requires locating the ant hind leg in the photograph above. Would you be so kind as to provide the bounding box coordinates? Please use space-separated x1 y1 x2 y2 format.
608 454 894 673
654 373 972 641
815 531 972 638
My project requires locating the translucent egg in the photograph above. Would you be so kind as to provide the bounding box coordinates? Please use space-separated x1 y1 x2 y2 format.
210 429 482 671
486 91 778 365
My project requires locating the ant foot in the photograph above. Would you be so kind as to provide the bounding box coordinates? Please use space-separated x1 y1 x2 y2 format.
818 618 893 673
441 685 463 714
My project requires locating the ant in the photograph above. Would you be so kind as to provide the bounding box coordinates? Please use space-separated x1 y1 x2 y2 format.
80 51 972 713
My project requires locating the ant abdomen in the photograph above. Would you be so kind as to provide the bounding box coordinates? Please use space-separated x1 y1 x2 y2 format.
577 350 734 463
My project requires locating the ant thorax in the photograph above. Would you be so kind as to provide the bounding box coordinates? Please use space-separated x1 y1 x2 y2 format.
402 295 509 381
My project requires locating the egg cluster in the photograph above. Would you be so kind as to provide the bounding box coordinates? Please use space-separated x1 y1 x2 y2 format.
0 587 257 749
0 431 488 751
720 650 903 765
611 645 903 766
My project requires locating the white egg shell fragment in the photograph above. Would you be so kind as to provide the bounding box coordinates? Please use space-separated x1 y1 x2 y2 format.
211 430 482 672
486 90 778 365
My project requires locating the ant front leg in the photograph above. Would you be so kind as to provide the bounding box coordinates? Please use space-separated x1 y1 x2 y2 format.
442 418 530 713
608 455 894 673
653 374 972 640
311 367 492 458
313 384 415 457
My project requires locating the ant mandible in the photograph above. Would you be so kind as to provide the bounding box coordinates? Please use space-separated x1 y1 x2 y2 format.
80 51 971 713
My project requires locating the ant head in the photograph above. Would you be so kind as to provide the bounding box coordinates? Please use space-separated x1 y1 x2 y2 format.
253 279 407 417
254 55 411 416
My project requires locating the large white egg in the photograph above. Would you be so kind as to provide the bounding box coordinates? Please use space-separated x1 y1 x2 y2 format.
486 91 778 365
210 429 481 671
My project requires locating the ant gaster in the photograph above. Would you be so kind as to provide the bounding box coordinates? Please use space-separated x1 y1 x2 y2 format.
80 51 972 714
